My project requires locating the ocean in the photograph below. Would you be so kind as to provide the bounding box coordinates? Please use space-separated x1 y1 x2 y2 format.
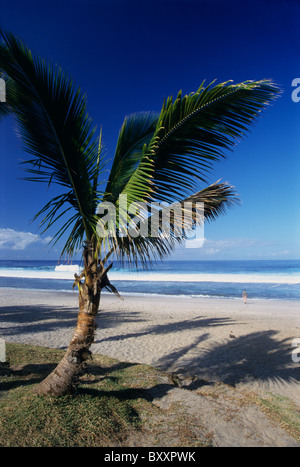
0 259 299 301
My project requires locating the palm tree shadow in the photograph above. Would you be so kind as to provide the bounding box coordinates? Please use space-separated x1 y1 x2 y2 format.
0 362 58 392
155 330 299 388
95 315 233 343
0 304 147 339
0 304 78 337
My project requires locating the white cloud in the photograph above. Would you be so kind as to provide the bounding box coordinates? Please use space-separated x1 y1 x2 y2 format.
260 249 290 258
199 238 275 253
170 236 295 260
0 228 51 251
171 237 276 259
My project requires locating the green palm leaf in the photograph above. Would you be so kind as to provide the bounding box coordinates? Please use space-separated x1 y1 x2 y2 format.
99 81 278 264
146 79 280 203
1 30 280 265
114 80 279 209
104 112 159 204
98 181 239 268
0 31 106 254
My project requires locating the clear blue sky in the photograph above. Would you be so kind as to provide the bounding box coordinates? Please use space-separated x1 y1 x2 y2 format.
0 0 299 261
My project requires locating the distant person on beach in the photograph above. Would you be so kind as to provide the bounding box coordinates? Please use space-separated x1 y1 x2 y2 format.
242 290 247 304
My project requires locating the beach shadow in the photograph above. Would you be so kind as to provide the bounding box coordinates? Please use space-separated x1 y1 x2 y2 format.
79 383 177 404
77 360 178 403
1 358 176 404
95 315 233 344
97 310 148 330
82 360 137 383
0 362 58 392
0 304 78 337
155 329 300 388
0 305 147 338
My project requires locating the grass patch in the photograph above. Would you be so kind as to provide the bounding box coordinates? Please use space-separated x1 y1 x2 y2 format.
258 393 300 442
0 343 211 447
3 343 297 447
0 344 143 447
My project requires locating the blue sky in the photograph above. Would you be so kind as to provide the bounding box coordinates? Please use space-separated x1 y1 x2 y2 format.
0 0 300 261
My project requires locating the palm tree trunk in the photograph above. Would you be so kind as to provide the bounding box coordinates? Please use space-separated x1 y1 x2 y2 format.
34 243 101 396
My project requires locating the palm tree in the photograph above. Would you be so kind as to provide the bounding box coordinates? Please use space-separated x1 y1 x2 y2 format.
0 31 280 396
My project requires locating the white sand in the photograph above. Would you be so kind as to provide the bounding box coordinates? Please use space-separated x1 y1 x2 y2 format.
0 288 299 405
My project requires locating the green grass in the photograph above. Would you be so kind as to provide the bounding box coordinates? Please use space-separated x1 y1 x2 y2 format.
258 393 300 442
1 343 299 447
1 343 210 447
0 344 146 447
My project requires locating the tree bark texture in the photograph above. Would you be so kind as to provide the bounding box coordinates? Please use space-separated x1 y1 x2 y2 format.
34 244 106 396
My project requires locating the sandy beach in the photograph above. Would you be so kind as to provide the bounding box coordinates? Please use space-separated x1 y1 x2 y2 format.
0 287 299 406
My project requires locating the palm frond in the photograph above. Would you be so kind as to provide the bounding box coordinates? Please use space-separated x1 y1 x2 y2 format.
1 30 281 266
0 31 106 254
99 80 279 266
104 112 158 204
105 80 279 214
183 180 239 223
116 80 279 208
145 79 280 203
97 180 239 269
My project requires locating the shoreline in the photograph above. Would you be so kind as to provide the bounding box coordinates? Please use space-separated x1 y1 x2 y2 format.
0 288 299 405
1 270 300 284
0 285 299 302
0 269 299 284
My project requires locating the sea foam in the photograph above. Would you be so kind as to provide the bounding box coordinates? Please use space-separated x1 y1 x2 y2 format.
0 267 299 284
